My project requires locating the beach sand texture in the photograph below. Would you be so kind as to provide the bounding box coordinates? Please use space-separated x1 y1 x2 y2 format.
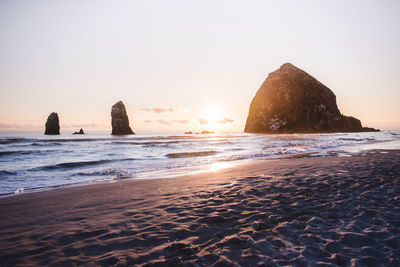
0 150 399 266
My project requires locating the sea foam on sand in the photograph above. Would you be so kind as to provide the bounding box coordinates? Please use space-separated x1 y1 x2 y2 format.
0 150 399 266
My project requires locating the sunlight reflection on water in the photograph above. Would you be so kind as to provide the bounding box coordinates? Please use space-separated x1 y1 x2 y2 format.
208 161 235 172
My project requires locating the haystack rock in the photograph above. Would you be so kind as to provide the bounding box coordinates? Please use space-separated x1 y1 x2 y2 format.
111 101 134 135
44 112 60 135
245 63 379 133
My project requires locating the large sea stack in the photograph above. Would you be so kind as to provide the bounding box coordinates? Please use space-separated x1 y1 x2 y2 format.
245 63 379 133
111 101 134 135
44 112 60 135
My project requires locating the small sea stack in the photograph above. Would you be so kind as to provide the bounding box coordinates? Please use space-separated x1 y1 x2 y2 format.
73 128 85 135
111 101 134 135
245 63 380 133
44 112 60 135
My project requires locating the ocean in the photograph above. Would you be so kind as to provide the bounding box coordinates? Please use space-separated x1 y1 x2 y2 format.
1 131 399 197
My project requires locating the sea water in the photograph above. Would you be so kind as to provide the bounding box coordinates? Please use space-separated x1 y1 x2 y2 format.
0 131 399 197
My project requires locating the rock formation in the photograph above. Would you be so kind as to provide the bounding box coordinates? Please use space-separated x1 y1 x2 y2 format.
44 112 60 135
73 128 85 135
111 101 134 135
245 63 379 133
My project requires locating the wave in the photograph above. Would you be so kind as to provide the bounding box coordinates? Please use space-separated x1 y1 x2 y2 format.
0 170 17 176
31 142 62 146
0 151 22 156
0 138 25 145
36 138 111 143
219 149 320 162
0 150 35 157
218 153 273 162
35 157 142 171
75 169 132 178
166 150 218 158
339 138 365 141
112 140 182 146
39 159 112 170
267 135 317 141
0 149 56 157
0 134 244 146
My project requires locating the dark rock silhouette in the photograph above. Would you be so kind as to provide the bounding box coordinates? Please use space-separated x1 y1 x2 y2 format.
44 112 60 135
73 128 85 135
111 101 134 135
245 63 379 133
184 131 193 134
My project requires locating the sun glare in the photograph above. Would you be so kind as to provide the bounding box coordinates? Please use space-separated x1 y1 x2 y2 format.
204 106 224 124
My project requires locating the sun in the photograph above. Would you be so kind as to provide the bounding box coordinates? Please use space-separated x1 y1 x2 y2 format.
204 106 224 124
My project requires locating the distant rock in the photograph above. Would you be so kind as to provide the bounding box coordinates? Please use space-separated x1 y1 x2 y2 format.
201 130 215 134
245 63 379 133
111 101 134 135
44 112 60 135
73 128 85 135
184 131 193 134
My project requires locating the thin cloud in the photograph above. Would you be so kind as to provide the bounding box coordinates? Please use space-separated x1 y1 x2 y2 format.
145 119 189 125
198 119 208 125
64 123 106 128
172 120 189 124
0 123 20 128
0 123 42 129
140 107 180 113
157 120 171 125
144 119 170 125
217 118 234 124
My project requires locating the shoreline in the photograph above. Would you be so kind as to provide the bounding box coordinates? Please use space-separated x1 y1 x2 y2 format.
1 154 282 200
1 149 399 265
1 131 399 198
3 140 397 199
0 151 313 199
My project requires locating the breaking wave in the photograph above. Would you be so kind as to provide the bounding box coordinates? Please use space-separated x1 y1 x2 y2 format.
166 150 218 158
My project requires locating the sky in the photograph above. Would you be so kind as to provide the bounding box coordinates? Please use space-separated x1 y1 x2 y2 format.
0 0 399 133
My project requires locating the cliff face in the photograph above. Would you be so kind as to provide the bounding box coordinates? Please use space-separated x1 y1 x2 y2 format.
45 112 60 135
245 63 379 133
111 101 134 135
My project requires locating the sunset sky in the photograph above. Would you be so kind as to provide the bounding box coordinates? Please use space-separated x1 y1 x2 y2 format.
1 0 399 133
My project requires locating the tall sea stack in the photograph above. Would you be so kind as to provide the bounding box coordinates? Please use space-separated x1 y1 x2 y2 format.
245 63 379 133
111 101 134 135
44 112 60 135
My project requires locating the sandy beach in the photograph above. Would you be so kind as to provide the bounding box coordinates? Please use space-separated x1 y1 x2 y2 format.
0 150 399 266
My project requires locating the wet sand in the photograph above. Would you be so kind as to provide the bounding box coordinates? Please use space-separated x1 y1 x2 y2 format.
0 150 399 266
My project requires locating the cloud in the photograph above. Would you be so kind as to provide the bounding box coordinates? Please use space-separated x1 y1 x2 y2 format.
140 107 181 113
144 119 189 125
0 123 23 129
144 119 170 125
198 118 208 125
172 120 189 124
217 118 234 124
63 123 106 128
0 122 43 129
157 120 171 125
